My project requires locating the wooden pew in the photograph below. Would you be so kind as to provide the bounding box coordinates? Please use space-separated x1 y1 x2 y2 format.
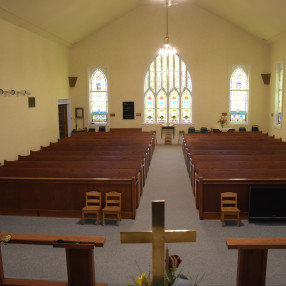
226 238 286 286
181 132 286 220
0 165 142 207
0 232 106 286
195 170 286 219
0 176 137 218
0 131 154 219
4 159 145 191
190 158 286 189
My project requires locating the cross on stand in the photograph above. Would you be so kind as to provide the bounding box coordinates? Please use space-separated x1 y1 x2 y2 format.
120 200 196 286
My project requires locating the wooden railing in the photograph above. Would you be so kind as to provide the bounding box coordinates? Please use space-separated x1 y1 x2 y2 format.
226 238 286 286
0 233 106 286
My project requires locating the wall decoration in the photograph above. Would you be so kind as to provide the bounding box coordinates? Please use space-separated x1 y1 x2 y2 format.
28 97 36 108
75 107 84 118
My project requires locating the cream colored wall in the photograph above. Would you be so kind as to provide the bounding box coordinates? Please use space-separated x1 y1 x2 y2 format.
70 3 270 136
269 35 286 141
0 18 69 164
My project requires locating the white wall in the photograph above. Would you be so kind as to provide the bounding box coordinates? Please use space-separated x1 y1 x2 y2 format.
70 2 270 135
0 18 69 164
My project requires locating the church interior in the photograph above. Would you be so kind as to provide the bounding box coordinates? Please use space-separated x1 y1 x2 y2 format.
1 0 286 285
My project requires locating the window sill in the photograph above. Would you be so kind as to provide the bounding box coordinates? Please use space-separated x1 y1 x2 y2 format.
141 123 194 126
274 124 282 130
89 123 110 126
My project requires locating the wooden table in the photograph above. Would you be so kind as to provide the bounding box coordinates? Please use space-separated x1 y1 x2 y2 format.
161 126 175 138
212 128 235 133
226 238 286 286
0 233 106 286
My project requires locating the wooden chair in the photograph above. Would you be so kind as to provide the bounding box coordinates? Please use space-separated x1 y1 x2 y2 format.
102 192 121 226
221 192 240 226
82 191 102 225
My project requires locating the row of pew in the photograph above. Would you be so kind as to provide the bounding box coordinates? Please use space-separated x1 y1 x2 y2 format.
182 131 286 219
0 129 155 219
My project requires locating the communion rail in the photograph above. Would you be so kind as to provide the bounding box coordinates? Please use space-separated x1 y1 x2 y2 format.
0 232 106 286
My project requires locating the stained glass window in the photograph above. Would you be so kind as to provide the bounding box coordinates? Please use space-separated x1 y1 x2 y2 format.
145 90 155 123
144 54 192 124
229 66 249 123
90 69 108 123
275 63 283 126
157 91 167 124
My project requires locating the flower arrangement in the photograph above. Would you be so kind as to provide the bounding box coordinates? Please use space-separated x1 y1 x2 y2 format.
165 254 204 286
128 252 204 286
128 262 152 286
217 113 227 128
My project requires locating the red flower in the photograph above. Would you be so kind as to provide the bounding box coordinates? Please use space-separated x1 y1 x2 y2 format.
169 255 182 269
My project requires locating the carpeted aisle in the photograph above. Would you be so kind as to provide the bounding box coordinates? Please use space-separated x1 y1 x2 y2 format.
1 145 286 285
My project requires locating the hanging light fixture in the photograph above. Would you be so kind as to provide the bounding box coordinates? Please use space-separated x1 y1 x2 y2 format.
158 0 177 56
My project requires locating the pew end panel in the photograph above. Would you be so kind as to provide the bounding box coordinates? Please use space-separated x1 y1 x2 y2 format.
197 179 285 220
0 177 137 219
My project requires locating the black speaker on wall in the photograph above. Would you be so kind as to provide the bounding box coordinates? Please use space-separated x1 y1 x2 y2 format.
261 73 271 85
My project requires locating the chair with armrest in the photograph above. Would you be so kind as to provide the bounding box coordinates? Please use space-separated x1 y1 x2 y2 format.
239 127 246 132
88 128 96 132
251 125 259 131
99 126 106 132
188 127 196 134
200 127 211 133
82 191 102 225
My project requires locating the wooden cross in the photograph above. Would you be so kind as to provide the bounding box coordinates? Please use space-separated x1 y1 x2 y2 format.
120 200 196 286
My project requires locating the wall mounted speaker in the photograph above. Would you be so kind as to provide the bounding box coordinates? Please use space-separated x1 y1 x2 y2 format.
69 77 78 87
261 73 271 85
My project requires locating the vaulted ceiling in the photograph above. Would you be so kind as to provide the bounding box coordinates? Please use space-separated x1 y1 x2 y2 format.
0 0 286 46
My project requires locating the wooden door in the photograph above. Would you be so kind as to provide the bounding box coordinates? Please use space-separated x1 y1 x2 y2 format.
58 104 68 139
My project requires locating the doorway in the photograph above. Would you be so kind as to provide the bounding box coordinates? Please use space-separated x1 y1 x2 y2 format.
58 104 68 139
58 99 71 139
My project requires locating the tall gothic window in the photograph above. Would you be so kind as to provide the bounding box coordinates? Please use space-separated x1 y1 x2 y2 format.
144 54 192 124
275 63 283 126
229 66 249 123
89 68 108 124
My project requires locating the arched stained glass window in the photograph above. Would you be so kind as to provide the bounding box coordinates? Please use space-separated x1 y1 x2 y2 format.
89 69 108 123
275 63 283 126
144 54 192 124
229 66 249 123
